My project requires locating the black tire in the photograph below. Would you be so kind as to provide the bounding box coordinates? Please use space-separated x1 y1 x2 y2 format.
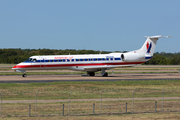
105 72 108 77
102 72 108 77
88 72 95 76
22 74 27 77
91 72 95 76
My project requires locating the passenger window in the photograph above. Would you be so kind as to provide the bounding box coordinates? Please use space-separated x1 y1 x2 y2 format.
98 58 102 61
94 58 97 61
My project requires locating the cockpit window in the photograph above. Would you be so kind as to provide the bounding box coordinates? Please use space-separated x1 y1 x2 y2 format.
33 59 37 62
26 58 33 61
25 58 37 62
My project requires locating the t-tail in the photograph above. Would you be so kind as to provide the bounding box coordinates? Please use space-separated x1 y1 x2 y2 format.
136 35 172 56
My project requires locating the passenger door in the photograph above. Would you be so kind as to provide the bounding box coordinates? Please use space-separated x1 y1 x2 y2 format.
40 56 45 68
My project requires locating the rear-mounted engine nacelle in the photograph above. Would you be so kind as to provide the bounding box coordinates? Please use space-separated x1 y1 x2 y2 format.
121 53 145 62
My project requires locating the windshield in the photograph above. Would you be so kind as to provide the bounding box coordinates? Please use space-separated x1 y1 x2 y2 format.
26 58 33 62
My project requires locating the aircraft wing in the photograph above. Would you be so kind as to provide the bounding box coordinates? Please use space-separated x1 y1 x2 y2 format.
84 65 134 71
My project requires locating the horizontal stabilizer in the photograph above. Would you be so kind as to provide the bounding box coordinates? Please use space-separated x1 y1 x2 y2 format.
144 35 172 39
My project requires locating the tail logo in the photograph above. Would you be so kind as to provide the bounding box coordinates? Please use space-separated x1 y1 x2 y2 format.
146 42 152 53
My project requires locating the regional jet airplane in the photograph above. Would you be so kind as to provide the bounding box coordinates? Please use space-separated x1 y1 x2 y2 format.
12 35 171 77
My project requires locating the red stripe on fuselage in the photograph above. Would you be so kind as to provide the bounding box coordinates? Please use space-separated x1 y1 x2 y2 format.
13 62 144 69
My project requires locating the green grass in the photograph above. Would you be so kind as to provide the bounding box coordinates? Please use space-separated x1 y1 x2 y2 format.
1 100 180 118
115 67 180 70
0 80 180 100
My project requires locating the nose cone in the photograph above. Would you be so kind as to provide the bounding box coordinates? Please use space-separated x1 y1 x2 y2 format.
12 63 22 70
12 65 17 69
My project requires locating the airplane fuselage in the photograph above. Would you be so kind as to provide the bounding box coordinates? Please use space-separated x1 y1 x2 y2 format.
12 53 148 72
12 35 171 77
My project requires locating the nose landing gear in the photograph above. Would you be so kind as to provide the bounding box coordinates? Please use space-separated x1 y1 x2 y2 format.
22 72 27 77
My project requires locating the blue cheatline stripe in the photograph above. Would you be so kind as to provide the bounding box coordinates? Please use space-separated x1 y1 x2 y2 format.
145 56 152 59
22 57 122 63
115 58 121 60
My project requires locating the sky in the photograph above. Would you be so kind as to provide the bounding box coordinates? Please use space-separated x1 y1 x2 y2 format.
0 0 179 53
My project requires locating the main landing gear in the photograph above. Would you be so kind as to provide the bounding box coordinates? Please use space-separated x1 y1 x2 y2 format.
102 72 108 77
101 69 108 77
22 72 27 77
87 69 108 77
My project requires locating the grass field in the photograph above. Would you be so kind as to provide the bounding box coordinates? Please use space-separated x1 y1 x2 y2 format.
0 80 180 100
2 112 180 120
1 64 180 119
0 80 180 118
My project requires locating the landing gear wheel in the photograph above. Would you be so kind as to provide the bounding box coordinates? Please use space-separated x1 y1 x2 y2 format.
22 74 27 77
88 72 95 76
102 72 108 77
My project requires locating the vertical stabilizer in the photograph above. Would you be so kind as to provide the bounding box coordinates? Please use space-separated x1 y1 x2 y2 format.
136 35 171 56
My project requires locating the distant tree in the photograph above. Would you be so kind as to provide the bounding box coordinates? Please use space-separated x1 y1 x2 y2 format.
38 49 54 55
170 56 180 65
144 55 168 65
0 48 180 64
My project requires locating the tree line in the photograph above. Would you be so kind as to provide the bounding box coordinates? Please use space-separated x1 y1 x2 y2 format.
0 48 180 65
143 52 180 65
0 48 109 64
